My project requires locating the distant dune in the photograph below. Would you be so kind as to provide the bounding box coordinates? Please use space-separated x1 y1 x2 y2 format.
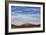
11 23 40 28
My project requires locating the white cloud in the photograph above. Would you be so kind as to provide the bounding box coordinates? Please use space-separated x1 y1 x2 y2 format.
32 8 40 11
15 10 23 12
11 14 40 25
11 12 15 15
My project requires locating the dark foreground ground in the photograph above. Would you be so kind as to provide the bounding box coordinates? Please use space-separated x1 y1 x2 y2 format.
11 23 40 28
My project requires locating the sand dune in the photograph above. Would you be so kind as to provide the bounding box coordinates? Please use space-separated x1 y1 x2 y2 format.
11 23 40 28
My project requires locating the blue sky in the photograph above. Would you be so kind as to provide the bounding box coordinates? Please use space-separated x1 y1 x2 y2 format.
11 6 40 25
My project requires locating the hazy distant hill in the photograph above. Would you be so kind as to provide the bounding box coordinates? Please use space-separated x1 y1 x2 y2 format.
11 23 40 28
